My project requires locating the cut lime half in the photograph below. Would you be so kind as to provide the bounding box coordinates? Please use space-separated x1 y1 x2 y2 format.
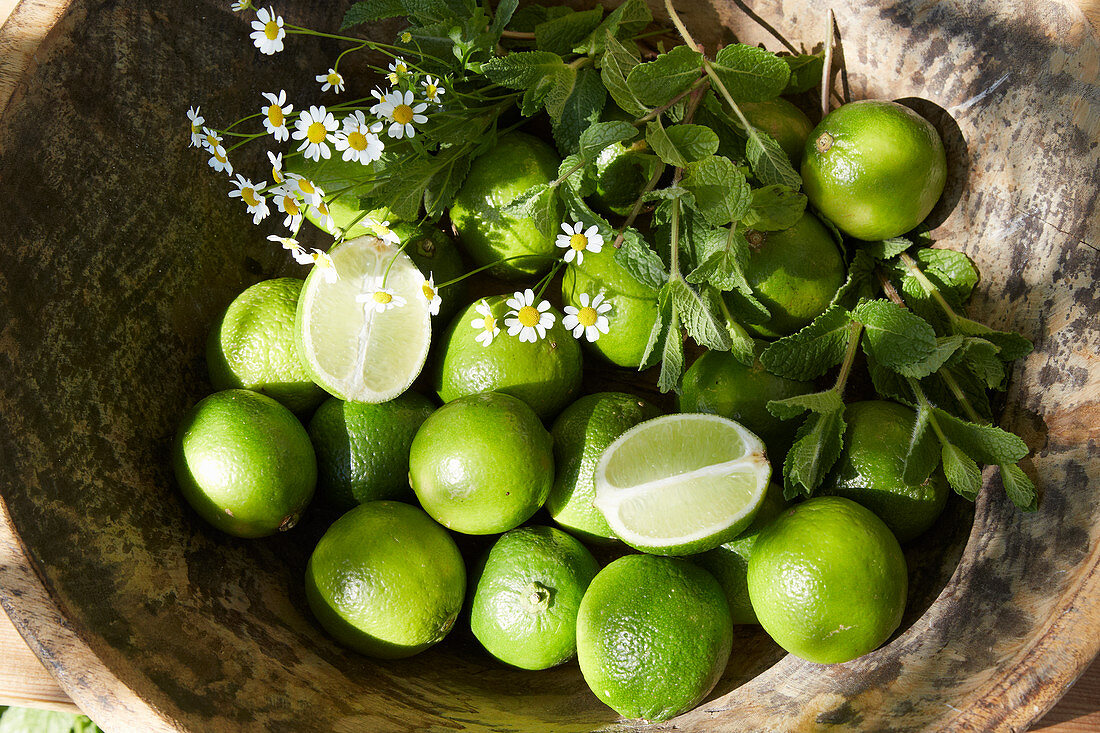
593 413 771 555
296 235 431 403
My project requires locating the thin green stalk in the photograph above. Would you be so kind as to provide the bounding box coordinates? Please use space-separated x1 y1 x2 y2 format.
535 260 566 299
435 255 558 289
899 252 959 322
612 161 666 248
833 320 863 393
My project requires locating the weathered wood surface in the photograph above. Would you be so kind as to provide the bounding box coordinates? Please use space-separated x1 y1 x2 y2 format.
0 1 1097 732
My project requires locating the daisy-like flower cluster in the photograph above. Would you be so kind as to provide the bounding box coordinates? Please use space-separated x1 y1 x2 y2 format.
354 271 443 316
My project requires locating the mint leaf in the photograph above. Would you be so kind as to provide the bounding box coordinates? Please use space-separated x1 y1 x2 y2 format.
578 120 638 161
949 337 1006 389
942 442 982 501
931 408 1029 465
500 182 560 240
686 226 753 293
552 67 607 154
782 403 846 499
382 157 436 220
576 0 651 55
902 400 941 484
711 44 790 102
783 53 824 94
924 365 993 422
645 121 718 167
616 228 668 290
761 304 852 380
424 152 471 218
641 281 671 369
745 129 801 188
558 154 597 197
600 34 648 116
832 250 877 309
488 0 519 39
535 7 603 55
342 0 405 28
483 50 565 86
670 278 731 351
864 236 913 260
1000 463 1038 512
854 299 938 376
402 0 476 24
740 184 806 231
767 389 845 420
914 248 979 304
864 350 916 406
952 316 1033 362
627 45 703 106
659 295 684 392
681 156 751 226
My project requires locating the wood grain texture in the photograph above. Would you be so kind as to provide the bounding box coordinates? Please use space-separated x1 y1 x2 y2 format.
0 1 1096 732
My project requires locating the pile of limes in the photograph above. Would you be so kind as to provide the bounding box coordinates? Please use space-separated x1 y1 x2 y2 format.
173 99 950 723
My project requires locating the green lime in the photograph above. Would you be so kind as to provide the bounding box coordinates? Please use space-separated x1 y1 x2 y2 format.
590 142 659 217
304 501 465 659
449 132 561 280
576 554 733 722
206 278 326 413
593 413 771 555
738 211 845 338
307 392 435 511
547 392 661 543
802 100 947 241
284 154 396 238
408 392 554 535
741 97 814 166
469 525 600 670
173 389 316 538
432 294 582 419
694 482 788 625
678 347 814 458
747 496 908 664
821 400 949 543
391 222 466 324
561 246 659 368
295 236 432 403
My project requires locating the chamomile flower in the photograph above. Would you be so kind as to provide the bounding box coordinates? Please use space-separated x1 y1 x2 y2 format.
312 198 337 234
268 234 313 264
421 273 442 316
316 68 345 94
187 107 205 147
228 174 269 224
421 76 445 104
267 150 284 184
310 250 338 283
292 105 338 161
505 289 555 343
556 221 604 265
206 144 232 175
368 219 400 245
400 31 412 43
250 7 285 55
471 301 500 347
270 186 303 230
231 1 250 11
387 57 410 85
374 90 428 139
260 90 292 142
563 293 612 342
356 285 406 313
369 87 387 116
285 173 324 207
334 111 384 164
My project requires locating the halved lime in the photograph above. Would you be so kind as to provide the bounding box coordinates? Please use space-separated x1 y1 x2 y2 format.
295 235 431 403
593 414 771 555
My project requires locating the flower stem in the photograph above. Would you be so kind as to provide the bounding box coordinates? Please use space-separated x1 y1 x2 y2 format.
435 255 557 289
535 260 566 299
833 320 863 393
613 161 666 248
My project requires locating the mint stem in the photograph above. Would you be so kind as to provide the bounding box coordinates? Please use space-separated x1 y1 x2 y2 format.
832 320 863 393
613 161 667 248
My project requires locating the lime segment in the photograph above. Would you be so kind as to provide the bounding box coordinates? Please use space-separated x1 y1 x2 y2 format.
594 414 771 555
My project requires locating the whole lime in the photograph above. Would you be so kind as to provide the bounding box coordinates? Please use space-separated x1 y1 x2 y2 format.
740 97 814 166
408 392 554 535
576 554 733 722
432 295 582 419
694 482 788 625
821 400 950 543
469 525 600 670
304 501 465 659
801 100 947 241
547 392 660 543
561 246 659 368
739 211 845 338
678 347 814 458
206 278 326 413
307 392 435 511
747 496 908 664
391 221 466 324
173 389 316 538
449 132 561 279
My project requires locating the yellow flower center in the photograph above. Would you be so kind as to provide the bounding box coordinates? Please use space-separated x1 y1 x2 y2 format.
327 72 341 86
392 104 414 125
267 104 283 127
426 83 438 98
576 306 598 328
347 131 368 151
264 20 280 40
272 164 283 183
307 121 328 144
317 201 330 216
482 317 496 332
213 148 227 163
517 305 540 328
205 133 218 148
283 197 300 216
422 283 436 301
191 122 200 134
569 233 588 251
297 178 316 195
387 73 399 84
241 187 260 207
396 62 407 74
373 291 393 304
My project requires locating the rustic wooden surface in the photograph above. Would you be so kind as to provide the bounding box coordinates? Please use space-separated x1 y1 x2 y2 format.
0 0 1097 732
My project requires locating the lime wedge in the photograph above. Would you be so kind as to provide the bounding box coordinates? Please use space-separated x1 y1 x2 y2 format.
593 414 771 555
296 236 431 403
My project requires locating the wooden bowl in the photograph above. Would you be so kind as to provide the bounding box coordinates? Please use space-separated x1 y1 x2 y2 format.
1 1 1098 730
